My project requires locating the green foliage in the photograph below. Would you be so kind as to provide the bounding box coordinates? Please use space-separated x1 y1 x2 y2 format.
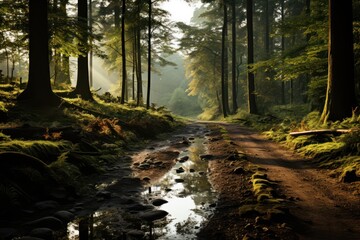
168 87 201 117
0 140 73 164
49 152 83 191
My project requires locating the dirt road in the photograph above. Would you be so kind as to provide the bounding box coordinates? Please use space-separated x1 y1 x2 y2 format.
220 123 360 240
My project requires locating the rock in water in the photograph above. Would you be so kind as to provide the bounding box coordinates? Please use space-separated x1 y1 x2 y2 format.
53 211 74 223
25 216 63 230
151 199 168 206
29 228 54 240
139 210 168 222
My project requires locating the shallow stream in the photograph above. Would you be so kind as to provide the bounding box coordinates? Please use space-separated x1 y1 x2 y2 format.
65 127 217 239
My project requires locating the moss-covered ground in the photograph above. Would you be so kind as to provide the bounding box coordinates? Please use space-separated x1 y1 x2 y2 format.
227 105 360 183
0 84 182 214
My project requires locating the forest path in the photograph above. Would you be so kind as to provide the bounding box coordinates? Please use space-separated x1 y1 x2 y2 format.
218 122 360 240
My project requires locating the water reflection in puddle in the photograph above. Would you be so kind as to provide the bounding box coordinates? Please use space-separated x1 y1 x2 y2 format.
142 137 217 239
66 134 217 240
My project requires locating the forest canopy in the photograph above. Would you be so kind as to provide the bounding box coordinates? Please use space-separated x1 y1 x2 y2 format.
0 0 359 120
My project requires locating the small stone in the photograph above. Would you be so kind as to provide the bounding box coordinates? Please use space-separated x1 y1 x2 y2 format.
126 229 145 238
53 211 74 223
200 154 213 160
233 167 245 174
174 178 184 183
189 169 195 172
29 228 54 240
176 167 185 173
25 217 63 230
152 199 168 206
178 156 189 163
139 210 168 222
138 163 151 170
339 168 358 183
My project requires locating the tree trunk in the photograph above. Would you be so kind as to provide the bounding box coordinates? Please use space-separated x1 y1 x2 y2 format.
89 0 93 87
120 0 127 104
223 4 230 115
231 0 238 113
59 0 71 86
246 0 257 114
136 27 143 106
221 2 228 118
280 0 286 105
17 0 61 107
146 0 152 109
71 0 93 101
264 0 270 58
321 0 357 122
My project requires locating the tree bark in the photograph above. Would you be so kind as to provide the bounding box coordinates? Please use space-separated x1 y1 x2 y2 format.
146 0 152 109
17 0 61 107
71 0 93 100
120 0 127 104
246 0 257 114
321 0 357 122
221 2 228 118
231 0 238 113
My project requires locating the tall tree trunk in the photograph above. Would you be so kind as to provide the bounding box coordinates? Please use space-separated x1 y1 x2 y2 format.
136 27 143 106
146 0 152 109
246 0 257 114
17 0 61 106
321 0 357 122
231 0 238 113
224 4 230 115
132 36 136 100
71 0 93 100
59 0 71 86
120 0 127 104
114 0 121 29
221 2 228 118
264 0 270 58
280 0 286 105
89 0 93 87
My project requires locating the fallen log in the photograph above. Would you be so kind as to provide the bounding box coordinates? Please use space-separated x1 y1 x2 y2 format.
289 129 352 137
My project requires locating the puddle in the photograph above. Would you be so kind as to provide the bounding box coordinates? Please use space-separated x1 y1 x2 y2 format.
141 137 217 239
65 132 217 240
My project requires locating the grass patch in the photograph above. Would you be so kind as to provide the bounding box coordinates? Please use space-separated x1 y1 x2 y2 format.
0 140 73 164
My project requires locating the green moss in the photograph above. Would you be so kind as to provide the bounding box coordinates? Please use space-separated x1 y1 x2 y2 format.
0 140 73 164
297 142 345 159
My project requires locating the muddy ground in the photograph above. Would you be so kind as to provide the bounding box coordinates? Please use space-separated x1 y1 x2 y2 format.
3 122 360 240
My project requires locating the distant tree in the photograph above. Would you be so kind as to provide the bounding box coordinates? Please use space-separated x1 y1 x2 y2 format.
121 0 127 104
70 0 93 101
221 2 229 117
17 0 61 107
230 0 238 113
246 0 257 114
146 0 152 109
321 0 357 122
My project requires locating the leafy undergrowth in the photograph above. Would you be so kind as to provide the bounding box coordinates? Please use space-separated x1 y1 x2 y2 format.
0 85 182 215
229 105 360 183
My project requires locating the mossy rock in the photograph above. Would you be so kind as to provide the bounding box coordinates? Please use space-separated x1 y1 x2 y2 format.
339 167 359 183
